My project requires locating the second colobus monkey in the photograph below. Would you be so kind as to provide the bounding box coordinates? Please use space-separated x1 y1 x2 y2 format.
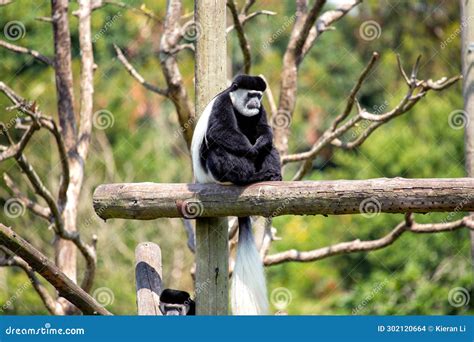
191 75 282 315
159 289 195 315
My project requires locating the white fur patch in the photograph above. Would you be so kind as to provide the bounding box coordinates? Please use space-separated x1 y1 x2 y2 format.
231 220 269 315
191 98 217 183
230 89 262 117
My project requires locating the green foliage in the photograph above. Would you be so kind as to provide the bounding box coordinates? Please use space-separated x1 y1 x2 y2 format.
0 1 472 315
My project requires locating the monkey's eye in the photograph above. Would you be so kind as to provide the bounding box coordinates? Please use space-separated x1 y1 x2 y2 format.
248 92 262 100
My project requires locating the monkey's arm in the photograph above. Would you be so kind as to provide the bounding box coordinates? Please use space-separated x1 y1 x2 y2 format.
253 107 274 153
207 125 258 157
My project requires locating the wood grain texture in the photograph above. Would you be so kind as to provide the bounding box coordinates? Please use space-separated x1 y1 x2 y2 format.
93 178 474 220
135 242 163 315
195 218 229 315
194 0 228 315
461 0 474 265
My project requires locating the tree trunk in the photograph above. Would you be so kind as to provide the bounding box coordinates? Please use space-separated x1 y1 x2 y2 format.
461 0 474 268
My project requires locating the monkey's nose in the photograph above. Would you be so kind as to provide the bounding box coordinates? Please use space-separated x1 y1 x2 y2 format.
247 98 260 109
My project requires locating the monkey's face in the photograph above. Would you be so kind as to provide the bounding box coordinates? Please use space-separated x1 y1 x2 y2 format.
230 88 263 117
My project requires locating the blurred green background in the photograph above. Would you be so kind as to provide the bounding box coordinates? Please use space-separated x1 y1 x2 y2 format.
0 0 472 315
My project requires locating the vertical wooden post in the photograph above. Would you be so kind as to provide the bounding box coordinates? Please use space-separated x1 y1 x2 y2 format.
194 0 228 315
135 242 163 315
461 1 474 265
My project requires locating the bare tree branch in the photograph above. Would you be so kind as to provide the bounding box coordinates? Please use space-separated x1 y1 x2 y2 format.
52 0 77 152
35 16 53 23
0 224 111 315
259 74 277 117
265 214 474 266
0 82 70 210
74 0 97 293
227 0 252 73
0 247 58 314
275 0 361 156
0 122 38 162
76 0 95 164
93 0 161 22
283 55 461 180
226 10 276 33
242 0 256 15
302 0 362 57
0 40 54 66
293 0 327 59
0 80 96 294
3 173 51 220
114 44 169 96
159 0 195 149
330 52 379 131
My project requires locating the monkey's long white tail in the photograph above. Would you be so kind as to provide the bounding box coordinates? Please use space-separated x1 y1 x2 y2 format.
231 217 269 315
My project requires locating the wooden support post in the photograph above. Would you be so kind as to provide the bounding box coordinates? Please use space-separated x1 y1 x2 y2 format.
461 1 474 267
194 0 228 315
135 242 163 315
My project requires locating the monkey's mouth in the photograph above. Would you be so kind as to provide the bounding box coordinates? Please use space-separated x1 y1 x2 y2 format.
247 98 260 110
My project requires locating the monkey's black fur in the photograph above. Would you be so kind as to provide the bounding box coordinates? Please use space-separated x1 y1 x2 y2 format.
160 289 195 316
232 74 267 92
199 76 282 185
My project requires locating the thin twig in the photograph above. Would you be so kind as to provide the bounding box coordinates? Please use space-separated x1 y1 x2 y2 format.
330 52 379 131
114 44 169 96
226 10 276 33
3 173 51 221
0 40 54 66
93 0 162 23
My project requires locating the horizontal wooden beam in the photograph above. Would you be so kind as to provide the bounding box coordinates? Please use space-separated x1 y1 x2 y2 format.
92 178 474 220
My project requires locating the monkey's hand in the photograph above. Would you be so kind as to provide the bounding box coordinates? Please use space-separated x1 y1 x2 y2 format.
253 135 273 154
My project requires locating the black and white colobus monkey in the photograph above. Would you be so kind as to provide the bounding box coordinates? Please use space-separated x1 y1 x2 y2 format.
159 289 195 316
191 75 282 315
